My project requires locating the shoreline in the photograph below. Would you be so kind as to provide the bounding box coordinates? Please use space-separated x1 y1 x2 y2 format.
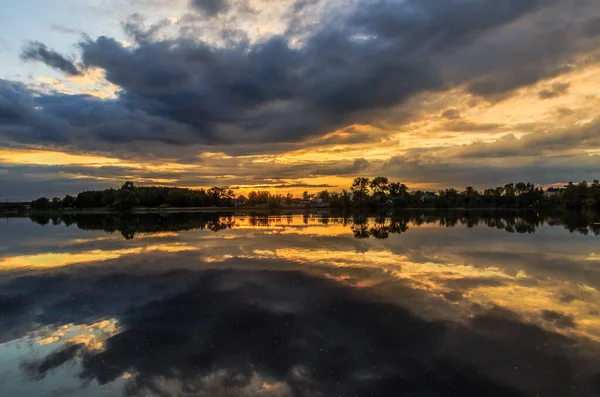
1 206 573 216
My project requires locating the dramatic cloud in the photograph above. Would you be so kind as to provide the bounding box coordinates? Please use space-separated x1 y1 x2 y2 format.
1 0 600 196
0 80 71 144
20 41 82 76
6 0 598 151
448 0 600 97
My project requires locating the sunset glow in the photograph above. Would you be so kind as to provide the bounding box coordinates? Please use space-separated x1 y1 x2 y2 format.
1 0 599 200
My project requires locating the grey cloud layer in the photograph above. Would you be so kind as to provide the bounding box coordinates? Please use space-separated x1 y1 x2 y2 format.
0 80 71 144
5 0 599 152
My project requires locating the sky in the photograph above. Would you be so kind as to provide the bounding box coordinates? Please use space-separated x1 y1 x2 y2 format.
1 0 600 200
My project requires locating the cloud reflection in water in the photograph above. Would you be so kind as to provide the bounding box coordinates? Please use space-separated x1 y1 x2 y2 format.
0 212 599 396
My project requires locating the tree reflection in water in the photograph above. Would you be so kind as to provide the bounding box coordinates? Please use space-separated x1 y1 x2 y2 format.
24 210 600 240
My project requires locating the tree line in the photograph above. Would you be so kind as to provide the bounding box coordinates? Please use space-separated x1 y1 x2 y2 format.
342 178 600 211
30 182 236 211
29 178 600 211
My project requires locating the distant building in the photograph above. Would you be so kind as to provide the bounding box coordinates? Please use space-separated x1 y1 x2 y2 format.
310 198 326 207
234 195 248 206
421 191 437 203
546 187 564 197
385 198 394 207
300 200 311 206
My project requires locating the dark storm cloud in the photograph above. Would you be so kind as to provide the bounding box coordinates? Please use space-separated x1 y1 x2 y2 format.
5 268 598 396
20 41 82 76
538 82 571 100
0 80 198 147
583 16 600 37
7 0 596 152
449 0 599 98
190 0 230 16
0 79 70 144
0 294 32 318
77 34 311 144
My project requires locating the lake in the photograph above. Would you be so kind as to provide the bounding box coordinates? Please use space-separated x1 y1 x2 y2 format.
1 211 599 396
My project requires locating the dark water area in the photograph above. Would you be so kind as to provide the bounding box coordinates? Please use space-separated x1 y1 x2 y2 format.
1 211 599 396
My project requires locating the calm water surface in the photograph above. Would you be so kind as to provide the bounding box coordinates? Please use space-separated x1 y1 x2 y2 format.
1 212 600 396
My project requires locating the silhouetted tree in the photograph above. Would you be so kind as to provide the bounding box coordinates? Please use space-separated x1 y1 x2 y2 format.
121 181 135 190
351 177 370 206
62 195 76 208
370 176 389 206
31 197 50 210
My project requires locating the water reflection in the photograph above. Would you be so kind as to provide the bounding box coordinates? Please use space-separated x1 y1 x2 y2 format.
0 212 599 396
23 210 600 240
28 212 237 240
